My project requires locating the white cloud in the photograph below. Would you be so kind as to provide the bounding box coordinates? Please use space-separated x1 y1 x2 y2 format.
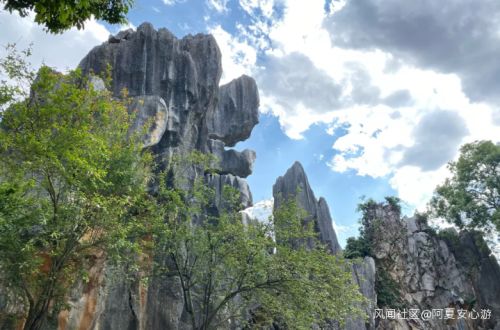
162 0 185 6
239 0 275 18
242 198 274 223
207 0 230 13
389 166 450 210
0 10 109 72
219 0 500 211
208 25 257 84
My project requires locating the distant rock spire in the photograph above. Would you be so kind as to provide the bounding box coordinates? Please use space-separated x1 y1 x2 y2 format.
272 161 342 254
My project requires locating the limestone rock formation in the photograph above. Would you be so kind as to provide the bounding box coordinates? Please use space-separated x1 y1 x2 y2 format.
364 202 500 330
207 75 259 147
60 23 259 330
272 162 376 330
346 257 377 330
272 161 341 253
80 22 259 167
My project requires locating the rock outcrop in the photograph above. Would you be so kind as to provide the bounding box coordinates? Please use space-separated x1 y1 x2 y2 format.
272 161 342 254
363 202 500 330
59 23 259 330
2 21 498 330
272 161 376 329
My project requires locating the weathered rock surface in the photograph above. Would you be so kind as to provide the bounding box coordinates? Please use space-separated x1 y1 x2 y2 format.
364 203 500 330
206 172 253 211
272 161 341 254
207 75 259 147
346 257 377 330
272 162 376 330
128 95 168 147
80 23 259 166
34 23 259 330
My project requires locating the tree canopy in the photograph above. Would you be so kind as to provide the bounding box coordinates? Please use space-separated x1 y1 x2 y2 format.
430 140 500 231
0 45 366 329
149 153 366 329
1 0 133 33
0 46 153 329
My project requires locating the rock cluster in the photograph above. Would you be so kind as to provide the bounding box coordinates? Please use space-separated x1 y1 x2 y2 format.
272 161 342 254
80 22 258 196
1 21 498 330
69 23 259 329
365 203 500 330
272 161 376 329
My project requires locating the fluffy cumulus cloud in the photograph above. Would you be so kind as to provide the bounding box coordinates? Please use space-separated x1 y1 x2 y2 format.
325 0 500 104
0 10 109 72
208 25 257 84
209 0 500 210
256 52 342 111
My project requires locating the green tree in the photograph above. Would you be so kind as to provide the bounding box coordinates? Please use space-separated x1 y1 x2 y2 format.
344 196 403 260
0 48 153 329
1 0 133 33
430 140 500 231
344 197 405 309
151 154 365 329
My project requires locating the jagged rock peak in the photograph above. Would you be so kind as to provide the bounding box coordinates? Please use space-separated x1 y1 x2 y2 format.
80 22 222 100
78 23 260 182
272 161 341 254
61 24 259 328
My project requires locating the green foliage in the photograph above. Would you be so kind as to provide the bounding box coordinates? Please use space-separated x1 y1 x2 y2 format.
384 196 402 213
1 0 133 33
0 44 35 112
375 267 403 309
150 154 366 329
0 47 153 329
344 236 371 259
436 228 460 248
430 140 500 231
356 197 378 218
345 197 400 260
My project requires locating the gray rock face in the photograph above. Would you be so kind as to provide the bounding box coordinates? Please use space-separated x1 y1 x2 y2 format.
49 23 259 330
446 231 500 330
128 95 168 148
79 23 259 173
272 161 341 254
346 257 377 330
272 162 376 330
207 75 259 147
205 172 253 211
364 203 500 330
207 139 255 178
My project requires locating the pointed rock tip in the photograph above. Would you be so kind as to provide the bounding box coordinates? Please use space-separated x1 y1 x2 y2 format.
289 161 305 173
137 22 155 32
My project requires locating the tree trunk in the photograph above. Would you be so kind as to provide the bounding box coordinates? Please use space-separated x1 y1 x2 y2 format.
23 300 50 330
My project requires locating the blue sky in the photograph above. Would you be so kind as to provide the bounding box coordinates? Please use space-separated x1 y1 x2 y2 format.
2 0 500 247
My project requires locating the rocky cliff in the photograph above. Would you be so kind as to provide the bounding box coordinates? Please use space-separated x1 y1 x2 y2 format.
60 23 260 329
1 22 499 330
362 202 500 330
271 162 500 330
272 161 376 330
